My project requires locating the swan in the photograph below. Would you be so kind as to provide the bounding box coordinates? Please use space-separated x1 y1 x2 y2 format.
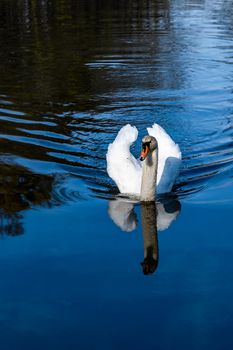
106 123 181 201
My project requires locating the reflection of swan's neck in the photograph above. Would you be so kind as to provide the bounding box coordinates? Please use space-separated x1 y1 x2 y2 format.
141 202 158 275
140 149 158 202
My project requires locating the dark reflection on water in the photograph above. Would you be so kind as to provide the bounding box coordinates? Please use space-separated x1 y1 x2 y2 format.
0 157 82 235
0 161 52 236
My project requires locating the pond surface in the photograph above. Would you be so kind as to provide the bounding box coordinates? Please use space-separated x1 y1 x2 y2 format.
0 0 233 349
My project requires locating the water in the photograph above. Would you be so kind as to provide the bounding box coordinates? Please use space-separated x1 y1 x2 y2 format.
0 0 233 348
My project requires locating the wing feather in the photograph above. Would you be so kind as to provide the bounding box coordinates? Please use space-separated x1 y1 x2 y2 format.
147 123 181 193
106 124 142 194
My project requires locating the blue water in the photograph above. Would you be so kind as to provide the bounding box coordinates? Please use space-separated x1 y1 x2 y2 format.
1 200 232 349
0 0 233 349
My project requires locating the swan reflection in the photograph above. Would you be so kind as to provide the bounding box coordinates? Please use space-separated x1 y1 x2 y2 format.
108 197 181 274
141 202 158 275
108 199 138 232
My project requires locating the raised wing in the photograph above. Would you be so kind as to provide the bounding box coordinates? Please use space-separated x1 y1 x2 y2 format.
147 123 181 194
106 124 142 195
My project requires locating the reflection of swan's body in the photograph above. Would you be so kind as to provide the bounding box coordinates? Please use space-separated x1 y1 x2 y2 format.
156 201 181 231
108 199 138 232
108 197 180 233
107 124 181 200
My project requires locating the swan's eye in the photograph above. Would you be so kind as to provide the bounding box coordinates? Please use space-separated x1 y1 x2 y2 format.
142 141 151 150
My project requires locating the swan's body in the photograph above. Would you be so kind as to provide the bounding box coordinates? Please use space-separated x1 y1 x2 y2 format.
106 123 181 199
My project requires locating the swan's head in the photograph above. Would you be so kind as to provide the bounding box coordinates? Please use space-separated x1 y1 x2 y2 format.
140 135 157 161
141 256 158 275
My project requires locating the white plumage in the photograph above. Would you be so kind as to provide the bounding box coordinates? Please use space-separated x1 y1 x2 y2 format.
106 123 181 195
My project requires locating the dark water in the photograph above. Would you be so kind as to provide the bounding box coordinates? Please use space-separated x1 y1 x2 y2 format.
0 0 233 349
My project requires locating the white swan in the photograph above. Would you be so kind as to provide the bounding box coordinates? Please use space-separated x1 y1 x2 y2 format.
106 123 181 201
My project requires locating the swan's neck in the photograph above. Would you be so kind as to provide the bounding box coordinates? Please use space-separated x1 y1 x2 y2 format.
140 149 158 202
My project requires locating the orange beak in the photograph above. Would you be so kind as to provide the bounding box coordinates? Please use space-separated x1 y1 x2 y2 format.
140 144 150 161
